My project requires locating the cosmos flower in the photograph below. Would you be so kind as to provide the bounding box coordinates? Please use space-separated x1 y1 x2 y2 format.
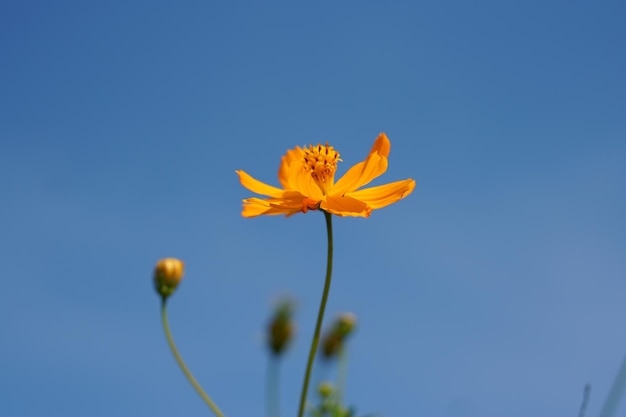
236 133 415 218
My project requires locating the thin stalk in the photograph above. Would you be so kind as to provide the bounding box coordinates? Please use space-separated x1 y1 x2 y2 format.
266 356 281 417
336 347 348 403
297 211 334 417
161 299 226 417
600 354 626 417
578 384 591 417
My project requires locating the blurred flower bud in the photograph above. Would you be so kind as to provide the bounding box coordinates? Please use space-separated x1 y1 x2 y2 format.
320 312 357 359
317 381 335 398
335 312 357 337
321 332 342 358
267 299 296 356
154 258 184 298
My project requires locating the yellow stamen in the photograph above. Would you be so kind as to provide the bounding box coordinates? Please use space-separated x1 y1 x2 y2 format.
303 143 341 194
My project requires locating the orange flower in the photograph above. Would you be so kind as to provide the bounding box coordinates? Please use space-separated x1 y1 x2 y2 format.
236 133 415 218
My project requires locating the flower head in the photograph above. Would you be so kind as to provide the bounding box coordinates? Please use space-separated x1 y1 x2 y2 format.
154 258 184 298
236 133 415 217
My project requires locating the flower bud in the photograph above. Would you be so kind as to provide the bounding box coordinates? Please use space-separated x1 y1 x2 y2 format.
335 312 357 337
154 258 184 298
317 381 335 398
267 299 296 356
320 312 357 359
321 332 342 358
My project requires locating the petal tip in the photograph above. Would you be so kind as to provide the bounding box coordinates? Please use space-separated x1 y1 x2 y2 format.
373 133 391 158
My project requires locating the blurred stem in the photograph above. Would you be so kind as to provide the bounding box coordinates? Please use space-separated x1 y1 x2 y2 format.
578 384 591 417
266 356 281 417
161 298 226 417
336 347 348 403
297 211 334 417
600 353 626 417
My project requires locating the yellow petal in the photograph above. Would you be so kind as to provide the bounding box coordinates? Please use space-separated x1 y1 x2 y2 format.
241 197 303 218
237 170 285 197
278 146 305 189
287 155 324 200
332 133 390 195
346 179 415 209
320 195 372 217
370 132 391 158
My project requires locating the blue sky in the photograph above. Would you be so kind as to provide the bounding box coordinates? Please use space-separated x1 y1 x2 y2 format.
1 1 625 416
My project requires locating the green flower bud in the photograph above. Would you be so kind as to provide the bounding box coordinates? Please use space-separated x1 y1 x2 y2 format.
317 381 335 398
334 312 357 337
321 312 357 359
267 299 296 356
321 332 342 358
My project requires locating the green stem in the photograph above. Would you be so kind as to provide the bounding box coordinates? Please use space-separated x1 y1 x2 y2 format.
578 384 591 417
266 356 281 417
600 353 626 417
297 211 334 417
336 347 348 403
161 298 226 417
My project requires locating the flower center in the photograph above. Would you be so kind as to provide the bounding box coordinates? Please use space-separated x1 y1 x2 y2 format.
303 143 341 194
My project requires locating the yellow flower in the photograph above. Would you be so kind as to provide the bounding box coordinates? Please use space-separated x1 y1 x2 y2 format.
236 133 415 218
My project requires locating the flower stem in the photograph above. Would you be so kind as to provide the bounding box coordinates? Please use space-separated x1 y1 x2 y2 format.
161 298 226 417
336 347 348 403
600 353 626 417
297 211 334 417
266 356 281 417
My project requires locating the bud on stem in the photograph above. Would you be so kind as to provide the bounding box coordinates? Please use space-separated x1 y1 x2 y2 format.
267 299 296 356
154 258 185 299
321 312 357 359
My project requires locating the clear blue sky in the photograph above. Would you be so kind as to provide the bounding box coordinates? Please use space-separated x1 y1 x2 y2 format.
1 1 625 416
